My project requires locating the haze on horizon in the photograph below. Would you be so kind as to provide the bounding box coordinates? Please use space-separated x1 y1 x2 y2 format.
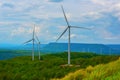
0 0 120 45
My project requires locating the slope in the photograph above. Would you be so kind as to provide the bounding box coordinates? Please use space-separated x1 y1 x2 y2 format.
54 57 120 80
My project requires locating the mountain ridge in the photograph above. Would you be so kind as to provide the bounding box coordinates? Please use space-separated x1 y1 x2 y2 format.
0 43 120 54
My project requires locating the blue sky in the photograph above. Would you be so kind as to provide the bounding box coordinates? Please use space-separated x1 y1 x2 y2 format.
0 0 120 44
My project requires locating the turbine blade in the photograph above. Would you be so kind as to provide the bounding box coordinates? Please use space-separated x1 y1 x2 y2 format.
23 39 33 44
61 5 70 26
35 34 40 43
33 25 35 38
34 39 38 44
70 26 91 30
56 27 68 41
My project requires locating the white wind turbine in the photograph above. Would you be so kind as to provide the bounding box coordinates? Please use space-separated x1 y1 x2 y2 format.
56 5 91 65
35 34 41 60
23 25 35 61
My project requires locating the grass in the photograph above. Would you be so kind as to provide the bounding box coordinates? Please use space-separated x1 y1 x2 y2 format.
54 57 120 80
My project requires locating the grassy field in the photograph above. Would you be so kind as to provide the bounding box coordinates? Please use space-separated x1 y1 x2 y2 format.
0 52 119 80
54 57 120 80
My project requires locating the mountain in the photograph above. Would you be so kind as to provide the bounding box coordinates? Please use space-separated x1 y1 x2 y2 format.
0 43 47 50
107 44 120 50
0 43 120 55
41 43 120 54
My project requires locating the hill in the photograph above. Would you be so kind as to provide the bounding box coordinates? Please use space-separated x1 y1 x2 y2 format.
0 52 120 80
107 44 120 51
42 43 120 54
1 43 120 55
54 57 120 80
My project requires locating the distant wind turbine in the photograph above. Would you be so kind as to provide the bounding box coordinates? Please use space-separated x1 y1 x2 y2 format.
100 48 103 55
109 48 111 55
56 5 91 65
35 34 41 60
23 25 35 61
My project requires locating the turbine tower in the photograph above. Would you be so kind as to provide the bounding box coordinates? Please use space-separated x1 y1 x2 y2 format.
23 25 35 61
56 5 90 65
35 34 41 60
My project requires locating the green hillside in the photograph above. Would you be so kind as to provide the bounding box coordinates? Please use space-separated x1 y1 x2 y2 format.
0 52 119 80
54 57 120 80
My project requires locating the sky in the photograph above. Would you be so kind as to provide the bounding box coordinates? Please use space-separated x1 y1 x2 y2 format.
0 0 120 44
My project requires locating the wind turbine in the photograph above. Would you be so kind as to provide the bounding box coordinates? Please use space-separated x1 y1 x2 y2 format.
23 25 35 61
35 34 41 60
56 5 91 65
100 48 103 55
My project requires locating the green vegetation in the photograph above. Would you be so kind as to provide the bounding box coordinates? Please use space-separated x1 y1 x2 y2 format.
54 57 120 80
0 52 119 80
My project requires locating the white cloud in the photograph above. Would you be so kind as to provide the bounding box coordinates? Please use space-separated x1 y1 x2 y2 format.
0 0 120 44
94 27 120 40
10 24 41 36
11 26 32 36
71 34 76 38
0 0 120 22
91 0 110 6
71 34 88 39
